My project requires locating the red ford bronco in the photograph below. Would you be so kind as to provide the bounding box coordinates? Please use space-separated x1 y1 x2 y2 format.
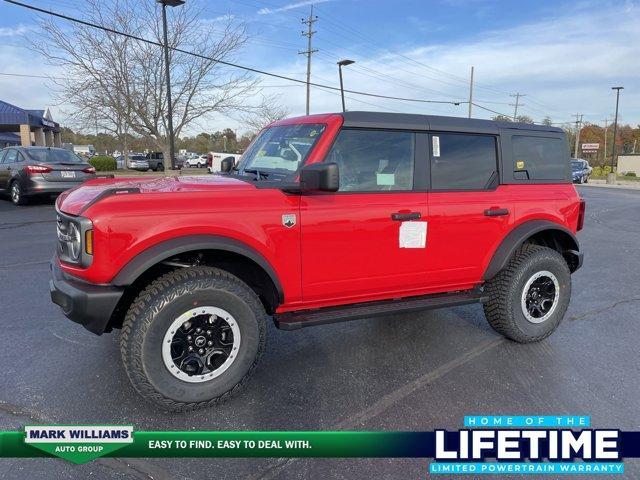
51 112 584 410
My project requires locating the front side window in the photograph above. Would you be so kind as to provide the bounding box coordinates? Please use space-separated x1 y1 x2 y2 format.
430 133 498 190
512 136 568 180
238 123 326 179
325 129 415 192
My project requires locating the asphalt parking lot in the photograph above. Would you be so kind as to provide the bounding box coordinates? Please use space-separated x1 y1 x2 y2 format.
1 186 639 479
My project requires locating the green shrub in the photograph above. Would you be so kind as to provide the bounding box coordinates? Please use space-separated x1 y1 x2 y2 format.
89 155 117 171
592 166 603 177
624 171 637 177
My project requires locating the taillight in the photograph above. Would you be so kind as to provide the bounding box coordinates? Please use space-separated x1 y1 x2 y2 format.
577 199 586 231
83 166 96 174
25 164 52 174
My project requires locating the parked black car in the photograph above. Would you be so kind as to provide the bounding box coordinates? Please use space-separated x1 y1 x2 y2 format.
146 152 165 171
571 158 592 184
0 146 96 205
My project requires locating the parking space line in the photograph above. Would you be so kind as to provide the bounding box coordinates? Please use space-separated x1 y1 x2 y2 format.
251 337 505 480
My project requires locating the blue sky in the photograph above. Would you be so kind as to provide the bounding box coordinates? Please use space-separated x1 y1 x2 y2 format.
0 0 638 134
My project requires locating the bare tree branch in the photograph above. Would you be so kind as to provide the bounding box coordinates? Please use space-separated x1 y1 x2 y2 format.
30 0 258 169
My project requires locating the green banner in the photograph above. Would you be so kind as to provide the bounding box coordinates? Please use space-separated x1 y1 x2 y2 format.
2 428 422 464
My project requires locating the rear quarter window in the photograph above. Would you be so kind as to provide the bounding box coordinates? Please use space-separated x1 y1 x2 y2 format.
512 135 568 180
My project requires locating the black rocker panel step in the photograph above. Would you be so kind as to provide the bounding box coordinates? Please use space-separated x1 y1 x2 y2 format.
274 290 488 330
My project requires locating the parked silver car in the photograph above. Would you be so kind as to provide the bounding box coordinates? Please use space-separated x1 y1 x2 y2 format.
0 146 96 205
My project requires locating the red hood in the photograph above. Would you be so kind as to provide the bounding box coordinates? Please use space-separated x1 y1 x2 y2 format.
57 174 253 216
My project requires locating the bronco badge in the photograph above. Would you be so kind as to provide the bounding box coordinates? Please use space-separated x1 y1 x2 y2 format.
282 214 296 228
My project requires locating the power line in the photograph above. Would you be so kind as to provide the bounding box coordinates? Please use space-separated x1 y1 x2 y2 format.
3 0 461 107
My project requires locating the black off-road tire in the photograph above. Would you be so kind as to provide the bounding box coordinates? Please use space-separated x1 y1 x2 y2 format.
120 266 267 411
482 244 571 343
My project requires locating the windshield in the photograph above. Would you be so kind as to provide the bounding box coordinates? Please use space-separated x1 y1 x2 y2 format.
237 123 326 178
27 148 84 164
571 161 583 171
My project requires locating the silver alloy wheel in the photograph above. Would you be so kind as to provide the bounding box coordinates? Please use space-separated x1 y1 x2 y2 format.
162 306 241 383
11 182 20 204
520 270 560 324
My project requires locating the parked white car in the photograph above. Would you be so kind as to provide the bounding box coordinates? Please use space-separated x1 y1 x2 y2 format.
208 152 242 173
184 155 208 168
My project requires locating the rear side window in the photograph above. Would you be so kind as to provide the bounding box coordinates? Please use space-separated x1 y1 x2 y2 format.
430 133 498 190
512 136 567 180
326 129 415 192
3 149 18 164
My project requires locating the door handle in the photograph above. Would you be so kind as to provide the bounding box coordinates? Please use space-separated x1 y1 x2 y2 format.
391 212 421 221
484 208 509 217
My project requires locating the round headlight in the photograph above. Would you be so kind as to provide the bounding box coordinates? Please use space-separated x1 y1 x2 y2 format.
68 222 82 260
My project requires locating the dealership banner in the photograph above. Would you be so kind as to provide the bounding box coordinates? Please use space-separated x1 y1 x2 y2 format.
1 416 639 473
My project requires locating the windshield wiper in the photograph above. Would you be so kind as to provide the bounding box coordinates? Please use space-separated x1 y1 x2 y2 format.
243 168 270 181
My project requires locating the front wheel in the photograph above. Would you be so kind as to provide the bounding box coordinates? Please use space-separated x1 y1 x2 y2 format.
483 244 571 343
120 267 267 411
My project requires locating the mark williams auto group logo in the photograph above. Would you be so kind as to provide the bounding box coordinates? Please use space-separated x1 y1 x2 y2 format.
430 415 624 475
24 425 133 464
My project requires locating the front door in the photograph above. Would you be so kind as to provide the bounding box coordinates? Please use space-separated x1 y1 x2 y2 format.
300 128 430 307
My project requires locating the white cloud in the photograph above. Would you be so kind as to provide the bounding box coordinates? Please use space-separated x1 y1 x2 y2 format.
255 1 640 127
258 0 333 15
0 24 35 37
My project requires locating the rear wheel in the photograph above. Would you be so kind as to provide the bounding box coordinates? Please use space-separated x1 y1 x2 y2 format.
10 181 27 206
155 163 164 172
483 244 571 343
120 267 267 411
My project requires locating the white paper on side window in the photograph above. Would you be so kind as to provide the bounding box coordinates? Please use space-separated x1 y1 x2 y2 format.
432 135 440 157
399 221 427 248
376 173 395 186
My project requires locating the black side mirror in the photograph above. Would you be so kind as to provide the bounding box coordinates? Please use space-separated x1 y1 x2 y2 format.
220 156 234 173
299 162 339 192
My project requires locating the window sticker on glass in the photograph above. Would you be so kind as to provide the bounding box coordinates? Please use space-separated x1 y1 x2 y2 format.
516 160 525 170
432 136 441 157
376 173 395 186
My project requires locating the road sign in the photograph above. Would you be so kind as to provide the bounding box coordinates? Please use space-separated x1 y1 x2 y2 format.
581 143 599 152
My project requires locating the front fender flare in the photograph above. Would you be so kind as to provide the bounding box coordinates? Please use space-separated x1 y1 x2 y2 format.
111 234 284 303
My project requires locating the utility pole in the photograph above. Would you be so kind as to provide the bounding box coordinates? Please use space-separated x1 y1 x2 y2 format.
509 93 525 121
573 113 583 158
299 5 318 116
610 86 623 173
602 117 609 166
468 66 474 118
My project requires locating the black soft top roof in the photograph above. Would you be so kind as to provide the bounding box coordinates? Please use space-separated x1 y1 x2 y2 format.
341 111 563 134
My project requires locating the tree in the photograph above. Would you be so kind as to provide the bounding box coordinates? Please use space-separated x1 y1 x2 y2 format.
515 115 534 124
242 96 290 134
33 0 259 169
492 115 512 122
542 116 553 126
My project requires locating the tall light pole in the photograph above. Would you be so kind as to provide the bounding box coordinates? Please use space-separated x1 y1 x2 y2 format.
468 66 474 118
157 0 184 170
337 59 355 112
610 86 623 173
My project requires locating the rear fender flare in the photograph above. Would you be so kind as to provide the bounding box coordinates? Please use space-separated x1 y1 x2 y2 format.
483 220 580 280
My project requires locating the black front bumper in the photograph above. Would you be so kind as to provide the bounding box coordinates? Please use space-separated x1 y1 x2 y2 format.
50 257 124 335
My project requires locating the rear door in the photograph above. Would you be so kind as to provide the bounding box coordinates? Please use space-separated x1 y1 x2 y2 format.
0 148 18 190
300 128 430 306
425 132 513 288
